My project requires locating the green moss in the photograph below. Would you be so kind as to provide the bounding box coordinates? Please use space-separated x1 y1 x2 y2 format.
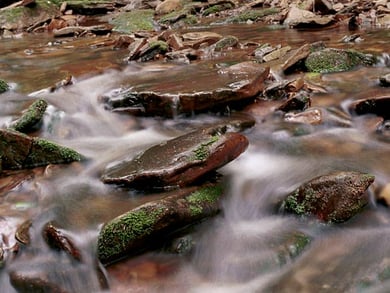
10 99 48 132
30 138 83 163
286 232 311 258
0 7 24 23
191 135 219 161
182 14 198 25
149 40 168 53
158 8 190 24
0 79 9 94
187 185 223 216
110 10 155 34
227 8 279 23
305 48 376 73
284 190 307 215
202 3 233 16
97 206 165 261
214 36 238 51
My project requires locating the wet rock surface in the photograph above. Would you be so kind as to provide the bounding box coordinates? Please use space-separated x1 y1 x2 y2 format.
101 127 249 189
98 183 224 264
9 98 48 133
0 129 84 170
282 171 375 223
103 65 270 117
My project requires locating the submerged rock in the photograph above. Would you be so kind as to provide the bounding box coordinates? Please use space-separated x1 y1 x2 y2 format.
0 129 84 171
282 171 375 223
305 48 376 73
101 128 248 188
42 222 82 262
9 98 48 133
97 183 224 264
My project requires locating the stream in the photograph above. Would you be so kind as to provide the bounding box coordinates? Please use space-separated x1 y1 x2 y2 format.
1 23 390 292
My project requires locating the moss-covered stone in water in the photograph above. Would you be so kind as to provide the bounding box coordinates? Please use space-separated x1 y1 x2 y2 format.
187 185 223 216
305 48 377 73
227 8 279 23
202 3 233 16
109 10 155 34
276 231 311 265
0 79 9 94
214 36 238 52
97 206 165 262
24 138 83 167
149 41 168 53
10 99 48 133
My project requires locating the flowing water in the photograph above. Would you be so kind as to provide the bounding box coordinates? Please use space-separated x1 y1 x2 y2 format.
0 24 390 293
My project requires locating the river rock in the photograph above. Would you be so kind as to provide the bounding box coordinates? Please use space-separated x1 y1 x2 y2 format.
155 0 183 15
379 73 390 87
9 98 48 133
282 171 375 223
97 183 224 264
42 222 82 262
0 79 9 94
348 96 390 120
282 42 326 73
103 66 269 117
0 129 84 171
305 48 377 73
283 6 335 28
101 128 248 188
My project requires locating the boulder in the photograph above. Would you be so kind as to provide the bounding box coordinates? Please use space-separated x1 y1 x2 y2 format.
305 48 376 73
283 6 335 28
282 171 375 223
9 99 48 133
0 129 84 171
101 127 248 188
103 66 269 117
97 183 224 264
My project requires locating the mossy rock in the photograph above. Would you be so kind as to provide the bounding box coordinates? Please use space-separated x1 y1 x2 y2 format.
305 48 377 73
158 6 196 26
109 10 155 34
226 7 279 23
97 184 223 264
283 171 375 223
0 0 60 31
202 3 234 16
9 99 48 133
0 129 84 170
0 79 9 94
